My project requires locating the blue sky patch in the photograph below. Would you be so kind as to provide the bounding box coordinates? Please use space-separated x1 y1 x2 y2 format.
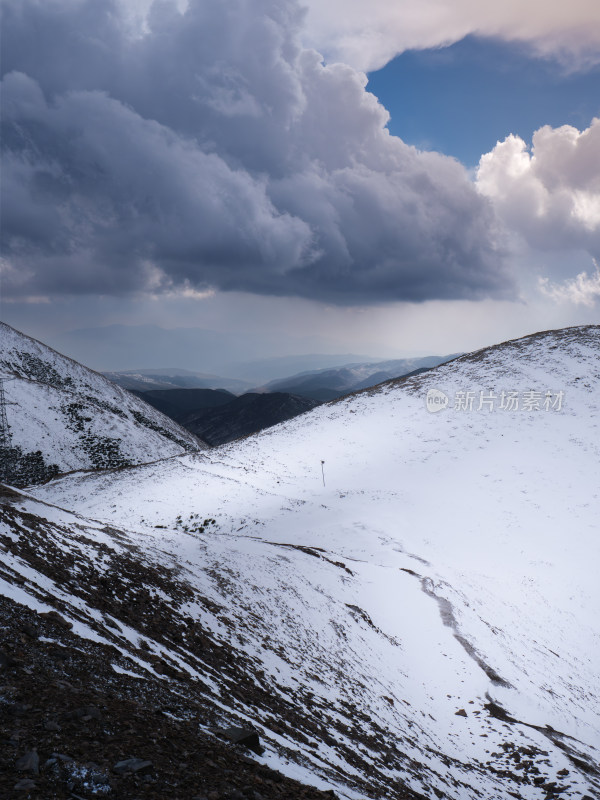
367 35 600 167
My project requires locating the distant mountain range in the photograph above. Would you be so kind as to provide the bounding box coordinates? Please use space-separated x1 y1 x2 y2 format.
104 368 252 393
255 354 460 401
106 353 459 400
102 354 459 444
114 354 457 443
223 352 381 383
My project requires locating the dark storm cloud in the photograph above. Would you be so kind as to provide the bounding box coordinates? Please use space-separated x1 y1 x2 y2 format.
0 0 513 305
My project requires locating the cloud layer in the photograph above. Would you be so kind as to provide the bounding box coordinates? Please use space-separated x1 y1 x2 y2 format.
477 119 600 261
539 264 600 306
303 0 600 72
1 0 512 305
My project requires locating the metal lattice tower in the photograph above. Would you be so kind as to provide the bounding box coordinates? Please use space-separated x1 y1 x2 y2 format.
0 376 17 450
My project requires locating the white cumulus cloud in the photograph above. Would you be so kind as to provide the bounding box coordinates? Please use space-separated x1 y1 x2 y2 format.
539 262 600 306
476 119 600 260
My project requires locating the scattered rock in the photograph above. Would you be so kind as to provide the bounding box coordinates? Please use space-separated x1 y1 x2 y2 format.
16 749 39 774
21 624 38 639
0 649 16 670
455 708 468 717
113 757 153 774
43 754 76 769
55 679 75 690
8 732 21 748
65 705 102 722
217 727 264 755
51 753 75 763
8 703 31 717
14 778 36 792
484 699 515 722
39 610 73 629
51 648 69 662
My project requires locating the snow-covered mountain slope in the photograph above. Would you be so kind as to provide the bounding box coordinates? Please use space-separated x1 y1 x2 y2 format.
0 322 205 484
1 486 382 799
16 325 600 799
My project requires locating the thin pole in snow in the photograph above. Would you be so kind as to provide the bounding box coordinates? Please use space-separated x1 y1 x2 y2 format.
321 460 325 487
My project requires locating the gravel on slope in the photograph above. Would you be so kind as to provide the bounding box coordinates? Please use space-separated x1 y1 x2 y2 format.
0 595 361 800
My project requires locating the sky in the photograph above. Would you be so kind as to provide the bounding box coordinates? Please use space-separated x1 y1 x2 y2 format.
367 35 600 168
1 0 599 371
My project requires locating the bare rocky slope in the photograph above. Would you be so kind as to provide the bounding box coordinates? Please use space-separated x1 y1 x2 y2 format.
0 322 205 486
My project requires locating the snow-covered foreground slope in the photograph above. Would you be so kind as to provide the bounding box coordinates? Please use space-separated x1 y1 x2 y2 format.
19 326 600 798
0 322 204 483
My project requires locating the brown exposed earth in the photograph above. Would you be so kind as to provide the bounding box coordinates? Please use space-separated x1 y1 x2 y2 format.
1 595 337 800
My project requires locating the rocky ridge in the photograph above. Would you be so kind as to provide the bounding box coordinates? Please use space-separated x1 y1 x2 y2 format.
0 322 205 487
